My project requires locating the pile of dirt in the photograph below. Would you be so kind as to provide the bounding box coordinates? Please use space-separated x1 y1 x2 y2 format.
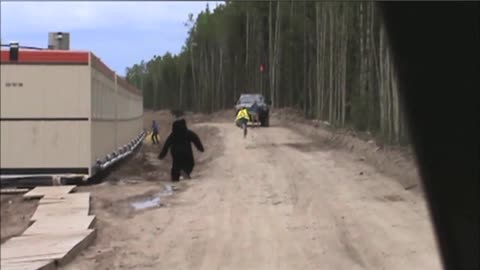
99 148 159 184
193 125 224 169
105 111 223 184
272 108 422 193
209 110 235 123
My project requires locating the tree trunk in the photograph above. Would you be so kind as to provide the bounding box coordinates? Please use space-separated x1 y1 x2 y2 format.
190 50 197 111
245 10 250 89
359 2 365 125
385 44 392 140
379 23 386 135
328 6 334 123
341 5 348 126
233 55 238 104
320 5 327 119
210 48 216 112
202 48 209 111
315 2 321 119
303 2 308 116
268 0 273 105
308 34 314 117
179 64 185 109
270 1 281 108
152 63 158 110
217 48 224 110
391 61 400 143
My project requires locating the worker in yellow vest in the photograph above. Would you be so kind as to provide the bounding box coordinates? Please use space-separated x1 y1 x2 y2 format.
235 107 251 138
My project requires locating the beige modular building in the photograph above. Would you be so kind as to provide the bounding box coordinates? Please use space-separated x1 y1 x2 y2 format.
0 48 144 185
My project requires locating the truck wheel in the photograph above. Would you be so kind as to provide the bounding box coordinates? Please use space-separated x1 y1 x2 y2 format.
261 113 270 127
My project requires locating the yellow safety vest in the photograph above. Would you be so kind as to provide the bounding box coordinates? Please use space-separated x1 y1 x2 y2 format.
236 109 250 121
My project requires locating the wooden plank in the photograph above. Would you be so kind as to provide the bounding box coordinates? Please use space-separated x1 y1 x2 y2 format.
57 229 96 266
31 206 90 221
23 186 77 199
2 189 95 270
1 259 55 270
0 188 29 194
1 229 95 265
31 193 90 221
23 215 96 236
37 192 90 206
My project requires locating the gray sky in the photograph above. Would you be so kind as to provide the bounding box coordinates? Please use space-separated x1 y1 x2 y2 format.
1 1 217 75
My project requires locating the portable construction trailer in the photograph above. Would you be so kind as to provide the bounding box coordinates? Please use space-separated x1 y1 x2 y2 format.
0 49 145 186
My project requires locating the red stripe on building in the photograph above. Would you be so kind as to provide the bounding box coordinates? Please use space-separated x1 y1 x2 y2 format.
90 53 115 79
1 50 89 64
1 49 141 96
117 76 142 97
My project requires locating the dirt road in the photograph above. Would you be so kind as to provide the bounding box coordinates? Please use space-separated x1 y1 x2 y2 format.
63 121 442 270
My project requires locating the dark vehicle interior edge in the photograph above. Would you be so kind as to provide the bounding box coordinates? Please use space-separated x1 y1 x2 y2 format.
378 3 478 270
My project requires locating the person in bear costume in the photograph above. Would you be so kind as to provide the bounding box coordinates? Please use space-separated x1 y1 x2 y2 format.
158 118 204 181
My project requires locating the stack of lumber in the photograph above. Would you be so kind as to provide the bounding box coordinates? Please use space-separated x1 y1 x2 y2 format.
1 185 96 270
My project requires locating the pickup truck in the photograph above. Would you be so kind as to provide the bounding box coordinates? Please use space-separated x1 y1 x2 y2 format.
235 93 270 127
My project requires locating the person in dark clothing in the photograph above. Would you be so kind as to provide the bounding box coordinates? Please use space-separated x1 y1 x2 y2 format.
250 101 260 126
158 119 204 181
151 120 160 145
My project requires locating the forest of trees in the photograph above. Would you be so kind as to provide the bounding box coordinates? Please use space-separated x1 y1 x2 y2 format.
126 1 408 144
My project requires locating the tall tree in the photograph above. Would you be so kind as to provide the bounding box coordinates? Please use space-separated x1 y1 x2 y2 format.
126 1 408 144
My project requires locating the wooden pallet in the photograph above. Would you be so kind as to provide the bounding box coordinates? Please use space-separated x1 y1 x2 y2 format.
23 185 77 199
1 186 96 270
31 193 91 221
23 216 96 236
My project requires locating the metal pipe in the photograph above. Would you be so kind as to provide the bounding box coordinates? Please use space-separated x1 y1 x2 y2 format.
98 131 145 170
0 174 89 188
0 174 88 181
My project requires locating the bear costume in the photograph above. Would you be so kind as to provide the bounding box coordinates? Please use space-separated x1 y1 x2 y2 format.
158 119 204 181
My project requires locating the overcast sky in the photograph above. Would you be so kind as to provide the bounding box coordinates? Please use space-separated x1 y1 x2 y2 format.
1 1 216 75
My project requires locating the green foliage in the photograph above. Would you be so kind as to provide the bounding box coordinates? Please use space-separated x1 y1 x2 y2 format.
126 1 408 144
